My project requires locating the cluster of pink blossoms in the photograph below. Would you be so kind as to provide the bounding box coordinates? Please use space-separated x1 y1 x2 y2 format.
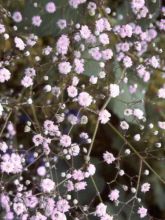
0 0 164 219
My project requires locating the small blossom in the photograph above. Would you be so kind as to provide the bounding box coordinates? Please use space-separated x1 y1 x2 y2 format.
32 15 42 27
137 206 147 218
95 203 107 217
80 25 91 39
45 2 56 13
78 92 93 107
103 151 115 164
141 183 150 193
109 84 120 97
41 178 55 193
0 68 11 83
99 110 111 124
60 135 72 147
108 189 120 201
58 62 71 75
67 85 78 97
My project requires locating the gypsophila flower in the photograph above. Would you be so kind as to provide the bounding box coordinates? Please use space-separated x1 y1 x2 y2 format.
103 151 115 164
45 2 56 13
109 84 120 97
67 85 78 97
32 15 42 27
137 206 147 218
78 92 93 107
41 178 55 193
0 24 5 33
57 19 67 29
95 203 107 217
14 37 25 50
99 110 111 124
33 134 44 146
120 121 129 130
56 35 70 55
80 25 91 39
60 135 72 147
58 61 71 74
158 121 165 129
108 189 120 201
0 68 11 83
12 11 22 23
141 182 151 193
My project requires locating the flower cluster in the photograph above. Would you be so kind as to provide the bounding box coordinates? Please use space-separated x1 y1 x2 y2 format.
0 0 164 219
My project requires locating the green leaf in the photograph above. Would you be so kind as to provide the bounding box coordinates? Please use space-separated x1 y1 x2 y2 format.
116 0 161 28
17 0 88 37
108 61 147 124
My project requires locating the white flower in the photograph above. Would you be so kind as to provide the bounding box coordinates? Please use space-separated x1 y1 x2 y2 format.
78 92 93 107
158 121 165 129
14 37 25 50
41 178 55 193
99 110 111 124
58 62 71 75
133 108 144 119
141 183 150 193
0 103 3 116
158 87 165 98
109 84 120 97
67 85 78 97
120 121 129 130
60 135 72 147
103 151 115 164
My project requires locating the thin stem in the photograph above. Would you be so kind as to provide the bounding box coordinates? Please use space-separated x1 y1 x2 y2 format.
0 110 12 137
107 122 165 185
90 176 103 203
128 159 143 220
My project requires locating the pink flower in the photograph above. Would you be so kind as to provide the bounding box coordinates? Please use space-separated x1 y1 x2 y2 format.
0 68 11 83
99 110 111 124
103 151 115 164
12 11 22 23
32 15 42 27
58 62 71 75
102 49 113 60
56 199 70 213
74 58 84 74
32 134 44 146
95 203 107 217
108 189 119 201
67 85 78 98
158 121 165 129
80 25 91 39
131 0 145 10
72 169 84 181
21 76 33 88
78 92 92 107
137 206 147 218
41 178 55 193
13 202 26 215
56 35 70 55
45 2 56 13
75 181 87 191
123 56 132 68
51 211 67 220
60 135 71 147
141 183 150 193
99 33 110 45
